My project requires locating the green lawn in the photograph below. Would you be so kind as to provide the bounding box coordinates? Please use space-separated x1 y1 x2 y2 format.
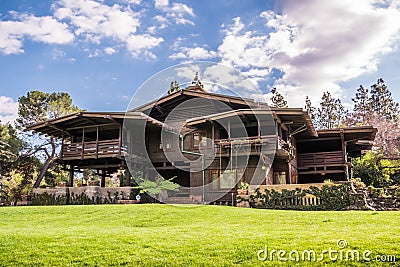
0 205 398 266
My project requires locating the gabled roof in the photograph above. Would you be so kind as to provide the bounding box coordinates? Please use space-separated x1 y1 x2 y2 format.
26 111 165 138
186 109 274 126
132 88 259 113
271 108 318 137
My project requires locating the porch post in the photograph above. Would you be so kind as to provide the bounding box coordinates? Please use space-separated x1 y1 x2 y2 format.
101 170 106 187
69 167 74 187
61 131 64 159
340 130 349 180
228 120 231 141
81 128 85 160
125 167 131 186
96 126 99 159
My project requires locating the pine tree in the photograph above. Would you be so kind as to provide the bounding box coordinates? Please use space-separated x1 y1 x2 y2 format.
168 81 180 95
305 96 316 122
270 87 288 108
369 78 399 123
315 91 345 129
348 85 370 126
347 79 400 158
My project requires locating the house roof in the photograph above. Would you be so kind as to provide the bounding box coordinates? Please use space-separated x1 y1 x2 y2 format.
26 111 166 138
316 126 377 157
271 108 318 137
132 88 259 113
185 109 274 125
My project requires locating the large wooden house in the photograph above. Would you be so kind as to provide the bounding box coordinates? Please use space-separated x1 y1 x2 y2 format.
28 77 376 204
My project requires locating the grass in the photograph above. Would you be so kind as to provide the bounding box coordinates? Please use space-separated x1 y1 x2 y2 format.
0 205 399 266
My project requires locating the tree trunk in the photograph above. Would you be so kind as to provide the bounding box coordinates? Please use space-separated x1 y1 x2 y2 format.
33 156 56 188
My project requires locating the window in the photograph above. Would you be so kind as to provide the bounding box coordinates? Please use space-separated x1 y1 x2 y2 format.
275 171 286 185
158 140 172 151
210 169 244 190
220 170 235 189
158 142 163 151
193 131 207 148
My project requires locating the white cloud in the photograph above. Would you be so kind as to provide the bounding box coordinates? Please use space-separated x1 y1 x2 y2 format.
0 96 18 124
53 0 163 58
154 0 195 26
104 47 117 55
169 47 217 60
123 0 141 4
126 34 163 57
155 0 169 9
0 13 74 54
217 0 400 107
54 0 140 40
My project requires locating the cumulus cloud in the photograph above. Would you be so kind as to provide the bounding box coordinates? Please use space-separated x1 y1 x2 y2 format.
104 47 117 55
169 47 217 60
0 13 74 54
217 0 400 107
52 0 164 58
154 0 195 26
0 96 18 124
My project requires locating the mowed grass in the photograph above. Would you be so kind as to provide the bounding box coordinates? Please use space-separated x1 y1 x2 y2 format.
0 205 399 266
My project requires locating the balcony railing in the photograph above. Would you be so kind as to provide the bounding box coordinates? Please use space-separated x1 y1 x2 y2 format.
297 151 345 169
62 139 121 160
213 135 277 155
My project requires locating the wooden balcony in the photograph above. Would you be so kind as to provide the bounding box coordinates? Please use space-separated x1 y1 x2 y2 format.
297 151 345 174
62 139 122 160
213 135 277 156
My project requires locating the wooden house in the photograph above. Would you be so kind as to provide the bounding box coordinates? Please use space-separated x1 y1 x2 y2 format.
28 77 376 204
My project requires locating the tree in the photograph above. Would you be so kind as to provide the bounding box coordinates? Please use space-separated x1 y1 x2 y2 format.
369 78 399 123
305 96 316 122
17 91 81 188
0 124 21 178
314 91 345 129
347 79 400 158
270 87 288 108
168 81 180 95
352 151 398 187
0 123 38 205
347 85 370 126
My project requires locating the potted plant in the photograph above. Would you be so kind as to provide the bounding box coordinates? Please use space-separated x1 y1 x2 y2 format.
237 181 249 195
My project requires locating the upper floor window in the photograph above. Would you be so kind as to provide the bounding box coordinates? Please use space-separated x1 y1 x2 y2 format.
193 131 207 148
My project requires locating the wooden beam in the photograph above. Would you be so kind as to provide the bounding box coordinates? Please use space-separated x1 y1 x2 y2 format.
66 122 118 131
297 137 340 143
125 167 131 187
96 126 99 159
101 170 106 188
81 127 85 160
69 167 74 187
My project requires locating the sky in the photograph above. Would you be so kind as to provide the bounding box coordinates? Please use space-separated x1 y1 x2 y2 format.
1 0 400 123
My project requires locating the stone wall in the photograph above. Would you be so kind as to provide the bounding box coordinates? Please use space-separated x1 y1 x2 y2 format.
355 187 400 211
31 186 151 205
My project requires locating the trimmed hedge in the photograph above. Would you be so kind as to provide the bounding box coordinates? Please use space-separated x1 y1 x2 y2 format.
249 183 368 211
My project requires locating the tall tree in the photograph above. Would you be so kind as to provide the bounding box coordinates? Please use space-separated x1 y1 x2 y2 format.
270 87 288 108
0 124 21 178
305 96 316 122
0 123 38 205
347 79 400 158
17 91 81 188
314 91 345 129
347 85 370 126
369 78 399 123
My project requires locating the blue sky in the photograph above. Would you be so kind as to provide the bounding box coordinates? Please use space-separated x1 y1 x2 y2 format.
1 0 400 123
